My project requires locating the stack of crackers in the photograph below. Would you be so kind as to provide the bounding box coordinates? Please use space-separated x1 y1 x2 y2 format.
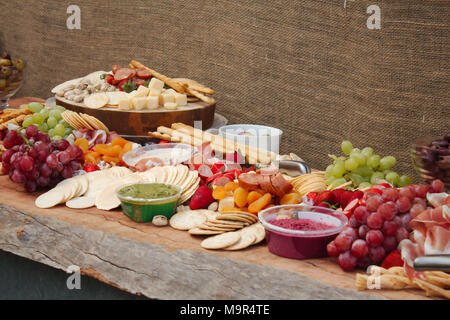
129 60 215 104
170 209 265 251
61 110 109 132
137 165 200 204
289 171 327 197
0 108 32 130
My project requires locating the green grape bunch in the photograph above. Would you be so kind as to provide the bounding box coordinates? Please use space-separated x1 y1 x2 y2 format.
22 103 74 140
325 140 412 190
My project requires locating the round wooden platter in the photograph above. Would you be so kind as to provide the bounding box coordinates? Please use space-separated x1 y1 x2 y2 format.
55 96 216 136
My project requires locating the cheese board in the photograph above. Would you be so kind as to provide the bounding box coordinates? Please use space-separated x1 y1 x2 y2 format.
55 95 216 137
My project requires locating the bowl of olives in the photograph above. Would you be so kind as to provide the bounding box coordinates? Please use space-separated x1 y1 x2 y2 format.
0 52 25 109
411 133 450 189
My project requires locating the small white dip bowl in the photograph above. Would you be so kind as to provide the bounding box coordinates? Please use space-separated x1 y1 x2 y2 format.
218 124 283 155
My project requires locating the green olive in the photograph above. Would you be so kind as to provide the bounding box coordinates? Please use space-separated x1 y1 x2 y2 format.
13 59 25 70
1 66 11 77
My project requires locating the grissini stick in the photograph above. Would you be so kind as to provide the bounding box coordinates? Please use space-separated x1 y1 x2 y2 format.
130 60 186 94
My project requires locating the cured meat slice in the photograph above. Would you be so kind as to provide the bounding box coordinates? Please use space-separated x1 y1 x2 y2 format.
238 173 260 190
135 67 152 79
114 68 136 82
257 167 278 175
259 174 277 195
424 225 450 255
270 172 293 197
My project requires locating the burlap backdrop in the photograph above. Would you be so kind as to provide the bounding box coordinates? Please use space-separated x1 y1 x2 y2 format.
1 1 449 178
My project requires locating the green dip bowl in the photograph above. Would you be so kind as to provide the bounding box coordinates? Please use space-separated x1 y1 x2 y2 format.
116 183 182 223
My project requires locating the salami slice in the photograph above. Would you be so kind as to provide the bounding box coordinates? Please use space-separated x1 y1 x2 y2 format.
136 67 152 79
114 68 136 82
238 173 260 190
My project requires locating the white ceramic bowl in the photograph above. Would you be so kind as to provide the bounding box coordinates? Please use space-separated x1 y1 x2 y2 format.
218 124 283 154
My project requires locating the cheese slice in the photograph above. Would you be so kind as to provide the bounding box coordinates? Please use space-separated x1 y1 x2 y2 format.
132 97 147 110
146 96 159 110
135 85 150 97
149 88 162 96
164 102 178 110
118 97 132 110
161 92 176 105
148 78 164 91
175 93 188 107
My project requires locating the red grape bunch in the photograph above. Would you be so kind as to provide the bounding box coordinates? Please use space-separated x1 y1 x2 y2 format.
1 125 84 192
326 180 445 271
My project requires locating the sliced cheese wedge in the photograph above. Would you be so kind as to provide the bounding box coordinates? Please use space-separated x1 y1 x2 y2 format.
84 92 109 109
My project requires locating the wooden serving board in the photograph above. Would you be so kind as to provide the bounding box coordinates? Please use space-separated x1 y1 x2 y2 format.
0 176 433 300
55 96 216 136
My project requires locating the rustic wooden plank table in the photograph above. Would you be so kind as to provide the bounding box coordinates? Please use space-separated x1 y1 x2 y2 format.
0 176 432 300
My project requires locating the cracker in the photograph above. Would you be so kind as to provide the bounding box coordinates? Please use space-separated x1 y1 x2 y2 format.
247 222 266 244
150 166 167 183
66 196 95 209
198 209 220 221
196 224 237 232
222 211 258 223
201 232 241 250
169 210 207 230
188 228 225 236
172 165 189 186
224 231 256 250
205 220 245 228
35 189 65 209
164 166 177 185
217 214 254 224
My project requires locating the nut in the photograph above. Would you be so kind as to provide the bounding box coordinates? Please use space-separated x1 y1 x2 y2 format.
208 201 218 211
152 215 168 226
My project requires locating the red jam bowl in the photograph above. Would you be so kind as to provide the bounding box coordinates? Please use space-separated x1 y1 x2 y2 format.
258 204 348 259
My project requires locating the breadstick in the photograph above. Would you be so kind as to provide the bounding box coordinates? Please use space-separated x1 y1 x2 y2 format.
148 131 174 142
355 273 413 291
185 87 215 104
174 78 215 95
171 123 276 164
130 60 186 93
413 279 450 299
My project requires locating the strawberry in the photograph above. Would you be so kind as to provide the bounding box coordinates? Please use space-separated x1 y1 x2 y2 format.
105 74 114 85
211 161 225 174
340 191 355 208
381 250 403 269
84 164 99 172
313 191 336 206
306 192 318 200
189 185 215 210
331 188 346 206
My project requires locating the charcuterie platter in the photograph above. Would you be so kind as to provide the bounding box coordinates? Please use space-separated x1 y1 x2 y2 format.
52 60 216 137
0 57 448 300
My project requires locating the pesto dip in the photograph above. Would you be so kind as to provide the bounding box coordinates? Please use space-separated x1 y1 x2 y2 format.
118 183 180 200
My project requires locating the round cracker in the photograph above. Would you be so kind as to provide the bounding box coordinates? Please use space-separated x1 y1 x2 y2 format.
224 231 256 250
73 112 94 130
248 223 266 245
217 214 255 224
169 210 207 230
197 209 220 221
66 196 95 209
205 220 245 228
201 232 241 250
150 166 167 183
179 170 197 192
35 189 65 209
224 211 258 222
188 228 225 236
179 177 200 204
172 165 189 186
196 224 237 232
164 166 176 184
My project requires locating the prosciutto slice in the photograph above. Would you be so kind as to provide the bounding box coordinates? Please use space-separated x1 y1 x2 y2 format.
70 129 121 149
399 195 450 279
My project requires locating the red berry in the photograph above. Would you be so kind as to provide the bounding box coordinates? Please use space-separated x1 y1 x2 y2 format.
351 239 369 258
366 195 382 212
326 241 340 257
414 184 428 198
369 246 386 264
367 212 384 229
430 179 445 193
366 229 384 246
377 202 397 221
353 206 369 224
334 234 353 252
189 185 215 210
396 196 411 213
381 188 399 202
338 251 358 271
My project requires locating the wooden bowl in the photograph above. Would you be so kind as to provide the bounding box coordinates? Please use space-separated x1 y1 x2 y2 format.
55 96 216 137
